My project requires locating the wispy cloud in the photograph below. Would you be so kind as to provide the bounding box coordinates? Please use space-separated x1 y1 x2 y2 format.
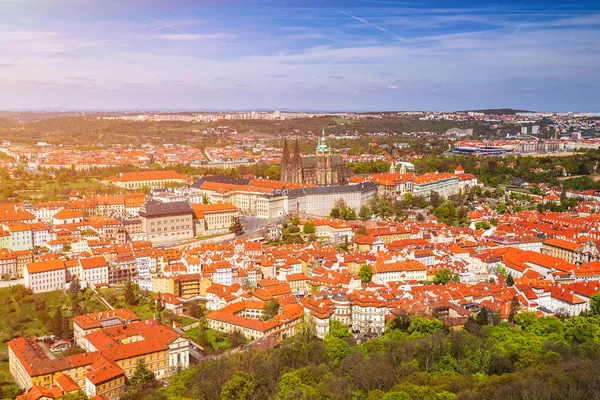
0 1 597 111
331 7 408 42
156 33 235 41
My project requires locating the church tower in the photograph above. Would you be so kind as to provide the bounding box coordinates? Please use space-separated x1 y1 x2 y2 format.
293 139 302 183
280 138 291 182
316 127 332 186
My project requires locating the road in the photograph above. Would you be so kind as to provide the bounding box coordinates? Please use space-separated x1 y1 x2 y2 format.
240 215 287 238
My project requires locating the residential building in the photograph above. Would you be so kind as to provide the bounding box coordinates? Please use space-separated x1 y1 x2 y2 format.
24 259 66 293
139 200 194 244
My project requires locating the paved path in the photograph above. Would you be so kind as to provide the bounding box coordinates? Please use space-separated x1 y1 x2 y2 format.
0 278 24 288
89 286 114 310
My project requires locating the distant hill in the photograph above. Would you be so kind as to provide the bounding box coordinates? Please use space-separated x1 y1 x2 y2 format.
0 116 202 145
0 114 499 145
0 119 14 129
461 108 534 115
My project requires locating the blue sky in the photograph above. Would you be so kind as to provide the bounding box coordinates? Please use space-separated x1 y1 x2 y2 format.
0 0 598 111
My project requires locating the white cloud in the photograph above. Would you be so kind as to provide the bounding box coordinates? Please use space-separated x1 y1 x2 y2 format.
388 85 398 89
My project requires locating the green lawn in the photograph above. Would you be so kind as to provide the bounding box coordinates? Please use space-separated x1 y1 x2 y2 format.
184 327 243 351
99 286 156 319
0 286 108 397
98 286 172 321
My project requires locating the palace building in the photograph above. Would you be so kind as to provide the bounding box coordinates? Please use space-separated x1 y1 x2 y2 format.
280 129 347 186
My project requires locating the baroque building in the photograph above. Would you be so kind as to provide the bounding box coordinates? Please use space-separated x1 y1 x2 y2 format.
280 129 347 186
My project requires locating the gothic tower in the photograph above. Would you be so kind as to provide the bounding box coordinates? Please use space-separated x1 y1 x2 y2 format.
281 138 291 182
293 139 302 183
316 127 331 186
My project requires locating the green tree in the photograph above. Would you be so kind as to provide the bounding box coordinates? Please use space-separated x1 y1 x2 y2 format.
68 277 81 295
358 264 373 284
432 269 459 285
155 292 165 313
229 216 244 235
407 316 444 336
327 319 352 339
295 313 317 340
71 294 85 316
430 191 441 208
475 221 491 230
382 392 410 400
51 306 64 338
129 359 157 390
124 282 137 306
263 164 280 180
276 371 319 400
591 293 600 315
508 295 520 322
496 202 507 214
325 336 351 366
476 307 490 326
531 185 544 195
356 226 368 236
262 298 280 320
221 372 255 400
303 222 316 234
359 205 372 221
62 390 89 400
506 273 515 287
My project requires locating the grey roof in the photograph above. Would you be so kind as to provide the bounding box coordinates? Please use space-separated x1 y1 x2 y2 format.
288 181 377 198
300 154 344 169
139 200 193 217
192 176 251 188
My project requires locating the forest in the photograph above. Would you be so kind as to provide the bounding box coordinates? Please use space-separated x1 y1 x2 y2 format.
121 311 600 400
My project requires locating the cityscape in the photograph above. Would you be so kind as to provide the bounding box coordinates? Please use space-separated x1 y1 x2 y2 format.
1 1 600 400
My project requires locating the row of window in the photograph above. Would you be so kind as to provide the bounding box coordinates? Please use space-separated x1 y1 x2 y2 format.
150 218 189 225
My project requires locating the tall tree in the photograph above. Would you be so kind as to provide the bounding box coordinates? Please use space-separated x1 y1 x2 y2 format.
129 360 157 393
155 292 165 313
68 277 81 295
51 306 64 338
124 282 137 307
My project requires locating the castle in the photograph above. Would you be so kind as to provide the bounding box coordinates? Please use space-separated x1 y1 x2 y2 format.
280 129 347 186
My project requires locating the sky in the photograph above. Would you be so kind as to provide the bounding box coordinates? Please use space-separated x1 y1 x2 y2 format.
0 0 599 112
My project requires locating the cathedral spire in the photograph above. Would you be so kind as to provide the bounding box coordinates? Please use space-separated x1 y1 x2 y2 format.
282 137 291 166
316 127 330 153
293 138 301 165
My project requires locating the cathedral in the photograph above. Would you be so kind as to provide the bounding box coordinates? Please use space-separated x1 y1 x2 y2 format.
280 129 347 186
